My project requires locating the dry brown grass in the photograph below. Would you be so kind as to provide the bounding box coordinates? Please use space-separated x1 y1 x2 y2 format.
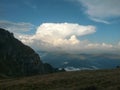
0 69 120 90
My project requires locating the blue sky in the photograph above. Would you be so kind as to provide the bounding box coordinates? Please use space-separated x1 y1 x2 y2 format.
0 0 120 54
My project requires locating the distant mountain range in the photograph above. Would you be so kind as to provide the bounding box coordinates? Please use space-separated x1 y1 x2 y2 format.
0 28 58 78
38 51 120 71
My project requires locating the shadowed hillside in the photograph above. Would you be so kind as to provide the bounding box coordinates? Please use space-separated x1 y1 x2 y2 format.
0 28 57 77
0 69 120 90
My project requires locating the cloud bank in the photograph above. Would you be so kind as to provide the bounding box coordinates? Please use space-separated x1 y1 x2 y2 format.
0 20 34 33
18 23 120 54
77 0 120 23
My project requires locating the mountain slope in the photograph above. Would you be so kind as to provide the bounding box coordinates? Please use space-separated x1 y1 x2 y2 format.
0 28 56 77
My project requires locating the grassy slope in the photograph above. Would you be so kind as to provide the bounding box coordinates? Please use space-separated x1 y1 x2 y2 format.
0 69 120 90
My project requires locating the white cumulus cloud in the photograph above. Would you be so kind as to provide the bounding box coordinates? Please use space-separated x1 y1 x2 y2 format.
19 23 95 51
36 23 96 38
18 22 120 54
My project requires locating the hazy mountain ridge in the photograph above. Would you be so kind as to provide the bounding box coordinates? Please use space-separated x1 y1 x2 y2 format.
0 28 57 77
38 51 120 71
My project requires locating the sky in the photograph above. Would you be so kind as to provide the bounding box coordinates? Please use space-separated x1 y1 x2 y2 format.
0 0 120 54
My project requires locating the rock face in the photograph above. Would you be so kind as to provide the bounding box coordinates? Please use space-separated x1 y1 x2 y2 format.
0 28 56 77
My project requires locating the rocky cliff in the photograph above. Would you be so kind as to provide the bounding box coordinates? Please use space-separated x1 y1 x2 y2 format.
0 28 56 77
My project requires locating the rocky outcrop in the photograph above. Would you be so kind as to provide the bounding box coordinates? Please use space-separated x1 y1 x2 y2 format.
0 28 57 77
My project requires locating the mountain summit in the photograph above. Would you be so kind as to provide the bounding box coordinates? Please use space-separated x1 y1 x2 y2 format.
0 28 56 77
